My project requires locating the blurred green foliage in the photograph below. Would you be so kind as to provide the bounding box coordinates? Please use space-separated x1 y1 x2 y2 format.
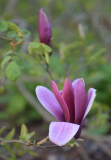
0 125 37 160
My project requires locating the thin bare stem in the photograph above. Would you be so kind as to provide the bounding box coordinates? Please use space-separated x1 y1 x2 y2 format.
0 36 12 41
45 64 54 80
0 139 59 149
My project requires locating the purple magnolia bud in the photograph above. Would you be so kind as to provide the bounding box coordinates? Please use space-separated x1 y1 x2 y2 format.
38 8 52 46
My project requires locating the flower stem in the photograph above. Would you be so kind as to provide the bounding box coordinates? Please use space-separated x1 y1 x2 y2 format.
0 36 12 41
0 139 58 149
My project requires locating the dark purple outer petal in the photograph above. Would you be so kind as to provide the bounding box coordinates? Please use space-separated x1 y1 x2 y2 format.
74 118 85 139
38 8 51 45
75 88 96 139
62 78 75 123
52 81 70 122
73 79 86 124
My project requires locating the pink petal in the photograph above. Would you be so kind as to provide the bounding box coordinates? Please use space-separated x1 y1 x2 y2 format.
83 88 96 119
75 88 96 139
62 78 75 123
52 81 70 122
49 122 80 146
72 78 81 88
36 86 64 121
74 118 85 139
74 79 86 124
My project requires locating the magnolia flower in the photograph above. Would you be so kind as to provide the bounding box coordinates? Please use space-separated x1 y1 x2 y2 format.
38 8 52 46
36 78 96 146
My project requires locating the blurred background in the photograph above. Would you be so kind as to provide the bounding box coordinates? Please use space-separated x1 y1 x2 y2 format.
0 0 111 160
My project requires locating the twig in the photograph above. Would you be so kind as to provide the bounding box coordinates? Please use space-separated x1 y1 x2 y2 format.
18 75 49 83
0 139 58 149
0 36 12 41
45 64 54 80
39 144 58 149
45 63 60 83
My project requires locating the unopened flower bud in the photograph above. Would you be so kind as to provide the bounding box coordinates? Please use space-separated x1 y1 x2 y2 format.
38 8 52 46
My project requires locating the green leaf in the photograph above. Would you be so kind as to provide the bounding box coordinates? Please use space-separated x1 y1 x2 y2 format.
29 42 40 48
0 20 8 32
21 29 31 37
6 145 16 159
25 131 35 141
5 128 15 140
28 45 36 54
15 36 21 42
6 21 19 31
0 126 6 134
13 56 24 69
1 56 11 69
28 151 38 157
44 51 49 64
41 43 52 52
86 48 106 64
19 124 28 140
7 31 16 38
5 50 12 56
6 61 20 82
5 50 19 56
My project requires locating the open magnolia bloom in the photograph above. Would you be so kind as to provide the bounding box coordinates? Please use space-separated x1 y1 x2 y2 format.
36 78 96 146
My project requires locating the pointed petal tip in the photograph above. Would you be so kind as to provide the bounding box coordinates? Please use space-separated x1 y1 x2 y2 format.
83 87 96 119
51 80 58 90
65 77 72 84
52 81 70 122
72 78 83 89
80 78 83 82
51 80 56 89
39 8 44 14
62 77 75 123
80 78 85 86
74 77 86 124
66 77 70 81
51 80 54 83
90 88 96 96
35 85 41 93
